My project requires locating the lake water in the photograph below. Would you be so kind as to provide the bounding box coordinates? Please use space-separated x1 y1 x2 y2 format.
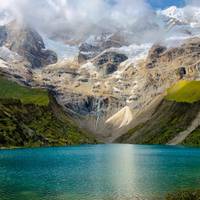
1 144 200 200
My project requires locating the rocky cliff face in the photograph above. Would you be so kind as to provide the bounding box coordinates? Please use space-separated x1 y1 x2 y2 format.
78 32 128 63
1 15 200 143
93 51 128 75
0 21 57 68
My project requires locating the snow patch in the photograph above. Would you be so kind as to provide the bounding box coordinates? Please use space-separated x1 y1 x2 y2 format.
106 106 133 128
0 46 22 62
111 43 152 66
159 6 200 27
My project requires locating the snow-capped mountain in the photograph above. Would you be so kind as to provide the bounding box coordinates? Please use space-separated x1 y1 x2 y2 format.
159 6 185 22
159 5 200 28
1 3 200 142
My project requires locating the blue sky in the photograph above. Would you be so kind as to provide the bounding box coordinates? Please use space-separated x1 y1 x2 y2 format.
108 0 186 9
148 0 185 9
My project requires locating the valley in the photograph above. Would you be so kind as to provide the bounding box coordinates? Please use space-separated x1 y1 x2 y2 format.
1 1 200 200
1 5 200 147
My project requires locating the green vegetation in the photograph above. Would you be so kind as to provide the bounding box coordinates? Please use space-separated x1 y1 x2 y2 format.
0 98 96 148
116 100 200 144
183 126 200 146
166 80 200 103
166 189 200 200
0 77 49 105
0 77 96 148
115 123 145 143
117 80 200 145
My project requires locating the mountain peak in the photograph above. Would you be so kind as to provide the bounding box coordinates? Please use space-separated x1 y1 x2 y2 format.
160 6 184 21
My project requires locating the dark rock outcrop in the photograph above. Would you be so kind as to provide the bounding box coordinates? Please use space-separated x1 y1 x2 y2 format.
178 67 186 79
146 44 167 68
78 33 127 63
65 95 110 116
78 43 100 63
146 38 200 69
93 51 128 75
0 21 57 68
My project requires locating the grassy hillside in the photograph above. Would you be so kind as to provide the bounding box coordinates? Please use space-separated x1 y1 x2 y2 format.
166 80 200 103
0 77 49 105
117 80 200 145
0 77 96 148
116 100 200 144
182 126 200 146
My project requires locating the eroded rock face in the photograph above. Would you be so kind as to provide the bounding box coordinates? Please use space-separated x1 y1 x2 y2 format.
78 43 101 63
146 38 200 70
93 51 128 75
2 21 200 143
64 95 109 115
146 44 167 68
78 33 127 63
0 21 57 68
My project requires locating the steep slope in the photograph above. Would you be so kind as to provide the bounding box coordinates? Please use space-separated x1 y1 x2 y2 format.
14 36 200 141
2 7 200 143
0 77 96 148
183 126 200 146
0 21 58 68
116 80 200 145
158 5 200 40
115 100 200 144
166 80 200 103
159 5 200 27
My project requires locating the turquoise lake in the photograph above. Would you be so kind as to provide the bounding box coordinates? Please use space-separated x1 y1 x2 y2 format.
1 144 200 200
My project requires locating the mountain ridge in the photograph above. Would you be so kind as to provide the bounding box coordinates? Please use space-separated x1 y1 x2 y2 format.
1 4 200 145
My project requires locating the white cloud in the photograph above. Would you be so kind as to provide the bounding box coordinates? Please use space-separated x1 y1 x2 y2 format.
185 0 200 6
0 0 158 40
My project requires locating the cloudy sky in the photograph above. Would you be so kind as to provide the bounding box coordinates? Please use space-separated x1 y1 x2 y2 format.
0 0 197 42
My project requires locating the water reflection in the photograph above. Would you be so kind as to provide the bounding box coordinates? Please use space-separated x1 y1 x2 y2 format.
1 145 200 200
109 145 137 199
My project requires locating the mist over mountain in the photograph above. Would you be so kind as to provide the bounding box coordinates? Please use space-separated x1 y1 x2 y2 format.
1 0 200 145
0 1 186 43
0 0 152 40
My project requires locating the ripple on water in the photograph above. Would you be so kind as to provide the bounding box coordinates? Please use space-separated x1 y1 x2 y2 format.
0 144 200 200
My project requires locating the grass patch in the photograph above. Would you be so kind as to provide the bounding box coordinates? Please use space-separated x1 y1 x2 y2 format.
0 77 49 106
0 77 97 147
115 100 200 144
166 80 200 103
0 98 96 147
182 126 200 146
115 123 145 143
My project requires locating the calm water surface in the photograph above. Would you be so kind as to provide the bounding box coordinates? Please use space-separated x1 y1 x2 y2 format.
0 144 200 200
